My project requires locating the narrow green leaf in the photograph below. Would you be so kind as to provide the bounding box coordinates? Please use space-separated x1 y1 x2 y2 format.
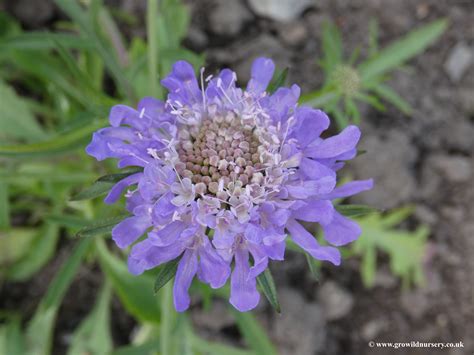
154 257 181 294
0 120 105 158
368 18 379 57
189 333 254 355
72 169 142 201
336 204 378 218
53 0 135 102
0 80 47 142
6 223 60 281
67 282 113 355
70 180 114 201
147 0 159 96
26 238 93 355
111 340 161 355
97 168 143 182
232 311 277 355
267 67 289 94
305 253 321 281
359 19 448 80
256 268 280 313
321 19 343 71
1 316 25 355
371 84 413 115
95 239 161 323
0 183 9 229
0 32 93 51
75 214 129 238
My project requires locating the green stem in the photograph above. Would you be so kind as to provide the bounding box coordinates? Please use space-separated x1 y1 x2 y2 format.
147 0 159 97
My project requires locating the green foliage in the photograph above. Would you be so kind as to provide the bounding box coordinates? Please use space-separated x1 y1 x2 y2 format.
232 311 277 355
257 268 281 313
302 18 448 129
353 207 429 288
154 257 181 293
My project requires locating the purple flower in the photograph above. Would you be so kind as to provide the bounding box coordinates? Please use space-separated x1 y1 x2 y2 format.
86 58 373 312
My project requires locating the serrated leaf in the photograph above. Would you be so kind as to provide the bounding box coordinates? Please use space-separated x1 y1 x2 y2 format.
359 19 448 81
75 214 128 238
336 204 378 218
353 208 429 288
256 268 280 313
95 239 161 323
154 257 181 294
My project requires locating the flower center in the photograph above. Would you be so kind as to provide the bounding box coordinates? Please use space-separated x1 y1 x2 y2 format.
175 112 267 197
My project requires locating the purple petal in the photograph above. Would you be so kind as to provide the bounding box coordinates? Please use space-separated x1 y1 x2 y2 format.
149 221 187 247
305 125 361 159
247 244 268 279
319 179 374 200
161 60 200 105
112 215 151 249
246 57 275 95
299 157 336 180
286 219 341 265
292 107 330 147
173 249 198 312
286 176 336 199
128 239 185 275
104 173 142 204
292 200 334 225
137 97 165 121
197 237 230 288
263 240 286 261
230 249 260 311
322 211 361 246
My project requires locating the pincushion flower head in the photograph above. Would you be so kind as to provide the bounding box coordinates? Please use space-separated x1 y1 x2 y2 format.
86 57 373 312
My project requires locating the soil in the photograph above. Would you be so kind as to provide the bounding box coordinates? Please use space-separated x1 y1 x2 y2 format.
1 0 473 354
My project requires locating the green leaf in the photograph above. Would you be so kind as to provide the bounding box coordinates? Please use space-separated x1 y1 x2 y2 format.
256 268 280 313
110 340 161 355
53 0 135 102
0 79 47 142
353 208 429 288
70 180 114 201
154 257 180 294
267 67 289 94
147 0 159 96
335 204 378 218
71 169 142 201
0 120 105 158
95 239 161 323
232 311 277 355
305 253 321 281
359 19 448 81
0 32 93 51
0 228 37 267
189 333 254 355
0 183 9 229
75 214 129 238
26 238 93 355
0 316 25 355
67 282 113 355
371 84 412 115
320 19 343 72
5 223 60 281
97 168 143 182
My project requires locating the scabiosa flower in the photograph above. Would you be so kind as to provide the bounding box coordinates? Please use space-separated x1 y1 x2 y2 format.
86 57 373 312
